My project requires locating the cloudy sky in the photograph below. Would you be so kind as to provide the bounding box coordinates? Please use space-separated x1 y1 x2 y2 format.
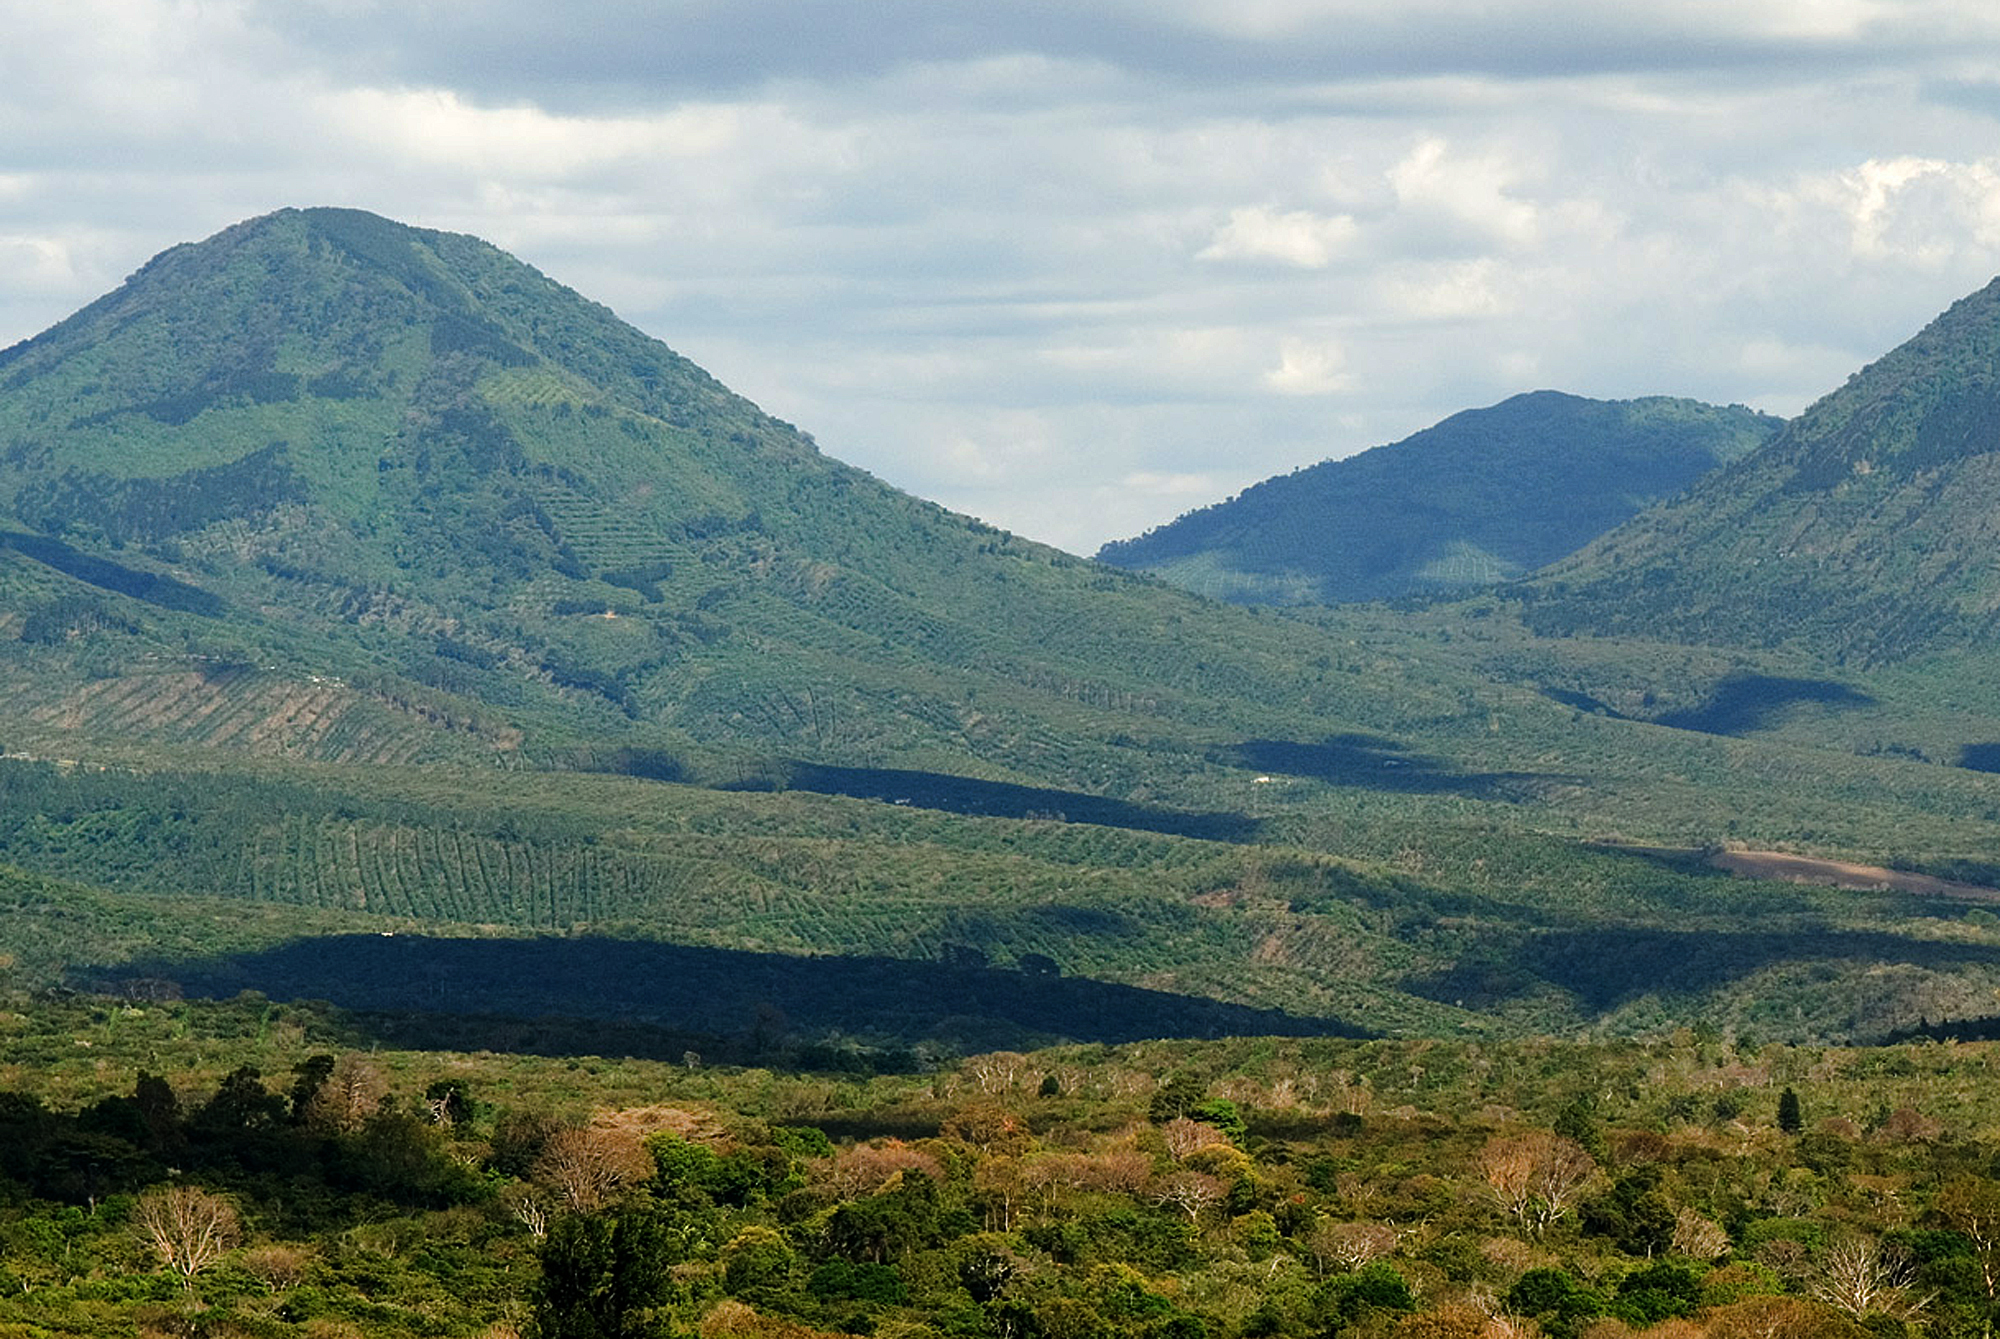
9 1 2000 552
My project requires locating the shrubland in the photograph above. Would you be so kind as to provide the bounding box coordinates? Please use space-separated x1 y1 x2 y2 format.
0 994 1996 1336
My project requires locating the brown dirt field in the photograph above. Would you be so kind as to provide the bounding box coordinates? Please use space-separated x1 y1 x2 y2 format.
1707 848 2000 902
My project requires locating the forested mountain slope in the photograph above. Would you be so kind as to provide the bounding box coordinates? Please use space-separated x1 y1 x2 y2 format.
0 208 1490 794
1097 392 1777 604
1524 277 2000 662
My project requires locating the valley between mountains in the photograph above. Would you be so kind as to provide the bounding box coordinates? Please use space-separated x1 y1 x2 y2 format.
17 208 2000 1339
1 207 1999 1052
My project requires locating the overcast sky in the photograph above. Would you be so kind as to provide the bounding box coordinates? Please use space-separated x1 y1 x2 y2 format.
8 1 2000 552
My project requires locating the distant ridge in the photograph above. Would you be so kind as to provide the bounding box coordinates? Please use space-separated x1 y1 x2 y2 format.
1096 391 1779 605
1523 277 2000 662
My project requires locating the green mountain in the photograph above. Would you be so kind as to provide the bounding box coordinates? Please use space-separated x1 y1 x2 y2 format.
1523 278 2000 663
8 210 2000 1048
1095 391 1779 604
0 207 1467 796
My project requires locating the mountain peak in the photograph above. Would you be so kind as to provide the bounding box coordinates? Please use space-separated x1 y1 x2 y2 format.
0 211 1394 790
6 205 527 377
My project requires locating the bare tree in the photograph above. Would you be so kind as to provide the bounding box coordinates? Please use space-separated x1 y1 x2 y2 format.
812 1140 945 1198
1479 1131 1595 1237
964 1051 1031 1094
237 1242 310 1293
1810 1234 1931 1321
1939 1176 2000 1311
132 1185 240 1289
532 1125 650 1214
1671 1208 1732 1260
1150 1170 1227 1224
302 1054 388 1134
1161 1115 1229 1162
1075 1148 1153 1195
942 1101 1030 1155
976 1157 1028 1232
1703 1296 1852 1338
511 1190 550 1240
1304 1219 1399 1277
1877 1107 1943 1145
1334 1170 1383 1217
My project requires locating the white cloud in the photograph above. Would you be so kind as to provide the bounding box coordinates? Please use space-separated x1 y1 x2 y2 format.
12 2 2000 552
1370 259 1511 321
1832 156 2000 263
942 424 1052 484
1264 338 1350 395
0 236 83 293
1123 471 1222 499
1108 0 1907 44
1198 206 1359 267
315 87 751 176
1387 137 1541 250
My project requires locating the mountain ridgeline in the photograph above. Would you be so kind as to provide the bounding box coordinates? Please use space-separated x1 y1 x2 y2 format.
1096 392 1780 605
1524 278 2000 662
0 207 1472 793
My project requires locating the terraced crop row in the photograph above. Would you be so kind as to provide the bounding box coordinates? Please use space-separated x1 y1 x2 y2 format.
787 568 1007 671
8 669 460 766
533 485 689 572
22 670 342 748
233 817 792 930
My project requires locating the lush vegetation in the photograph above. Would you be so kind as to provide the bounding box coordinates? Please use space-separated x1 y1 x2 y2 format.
1097 393 1777 605
6 212 2000 1190
8 203 2000 1336
1521 277 2000 663
0 206 1529 793
2 747 2000 1049
1 993 1999 1337
3 208 2000 1058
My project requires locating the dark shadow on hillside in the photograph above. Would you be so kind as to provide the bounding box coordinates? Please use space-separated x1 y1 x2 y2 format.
1652 674 1872 736
1588 844 1731 880
0 531 225 616
768 762 1259 842
1227 735 1569 800
1889 1015 2000 1044
1960 743 2000 773
1407 927 2000 1013
1540 688 1630 719
89 934 1367 1057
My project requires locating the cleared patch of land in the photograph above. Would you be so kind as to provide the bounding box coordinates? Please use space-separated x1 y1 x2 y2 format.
1614 842 2000 900
1710 848 2000 899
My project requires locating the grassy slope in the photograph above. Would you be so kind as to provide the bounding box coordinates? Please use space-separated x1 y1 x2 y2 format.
0 209 1571 793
